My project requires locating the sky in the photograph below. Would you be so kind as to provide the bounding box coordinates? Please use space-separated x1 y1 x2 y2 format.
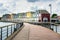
0 0 60 17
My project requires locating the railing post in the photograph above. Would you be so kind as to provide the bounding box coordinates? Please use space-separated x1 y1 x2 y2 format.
7 26 8 38
21 22 23 27
50 23 51 29
51 25 53 31
14 24 15 32
1 28 2 40
11 25 12 35
56 25 57 33
14 24 17 32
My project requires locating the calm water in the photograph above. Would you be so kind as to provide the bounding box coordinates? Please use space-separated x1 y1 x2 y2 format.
0 22 15 27
0 22 15 40
51 25 60 34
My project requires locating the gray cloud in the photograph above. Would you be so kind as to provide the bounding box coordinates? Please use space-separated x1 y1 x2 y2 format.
0 0 17 14
0 8 9 14
40 0 56 2
0 3 3 7
27 0 39 2
27 0 56 2
57 2 60 5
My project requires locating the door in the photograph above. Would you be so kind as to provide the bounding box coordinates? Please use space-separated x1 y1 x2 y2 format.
43 17 48 22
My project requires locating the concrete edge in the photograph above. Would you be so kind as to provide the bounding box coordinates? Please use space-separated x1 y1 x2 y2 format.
5 25 24 40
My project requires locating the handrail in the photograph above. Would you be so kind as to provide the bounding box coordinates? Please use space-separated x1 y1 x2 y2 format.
0 22 23 40
0 24 15 28
27 21 60 25
27 22 60 34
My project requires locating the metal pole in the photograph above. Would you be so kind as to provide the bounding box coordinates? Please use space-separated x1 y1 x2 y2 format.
49 4 52 14
49 4 52 28
7 26 8 38
11 25 12 35
56 25 57 32
1 28 2 40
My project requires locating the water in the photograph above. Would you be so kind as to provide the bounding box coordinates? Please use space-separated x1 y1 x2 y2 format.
0 22 15 40
0 22 15 27
51 25 60 34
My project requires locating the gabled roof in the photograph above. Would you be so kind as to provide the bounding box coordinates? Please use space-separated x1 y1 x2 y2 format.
36 10 49 14
26 11 35 13
57 16 60 19
3 14 11 16
17 10 49 14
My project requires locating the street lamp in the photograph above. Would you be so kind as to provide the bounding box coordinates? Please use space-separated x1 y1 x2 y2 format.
49 4 52 29
49 4 52 19
49 4 52 14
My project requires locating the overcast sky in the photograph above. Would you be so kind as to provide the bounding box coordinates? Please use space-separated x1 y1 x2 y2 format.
0 0 60 17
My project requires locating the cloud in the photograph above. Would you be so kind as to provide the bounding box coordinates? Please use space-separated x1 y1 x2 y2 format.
27 0 39 2
0 0 17 17
0 7 10 17
27 0 56 3
0 3 3 7
0 0 60 17
40 0 56 2
57 1 60 6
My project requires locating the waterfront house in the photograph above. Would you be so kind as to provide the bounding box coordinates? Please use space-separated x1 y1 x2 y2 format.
36 10 50 22
17 10 50 22
17 12 37 22
18 12 26 18
57 16 60 22
2 14 12 21
17 12 26 21
11 14 19 19
51 18 58 23
26 12 32 18
51 16 59 23
10 14 19 21
25 10 50 22
26 11 37 22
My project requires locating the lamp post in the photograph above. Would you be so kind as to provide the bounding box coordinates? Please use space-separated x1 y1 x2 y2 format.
49 4 52 29
49 4 52 21
49 4 52 14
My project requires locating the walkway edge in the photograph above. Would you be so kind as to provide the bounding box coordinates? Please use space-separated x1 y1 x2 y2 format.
5 25 24 40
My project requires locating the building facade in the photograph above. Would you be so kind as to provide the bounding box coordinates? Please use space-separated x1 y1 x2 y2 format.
37 10 50 22
17 10 50 22
57 16 60 22
2 14 12 21
1 10 50 22
41 13 50 22
2 14 11 19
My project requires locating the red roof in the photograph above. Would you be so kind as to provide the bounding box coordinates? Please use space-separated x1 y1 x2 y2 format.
57 16 60 19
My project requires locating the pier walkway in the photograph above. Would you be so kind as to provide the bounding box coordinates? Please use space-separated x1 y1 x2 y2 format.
12 23 60 40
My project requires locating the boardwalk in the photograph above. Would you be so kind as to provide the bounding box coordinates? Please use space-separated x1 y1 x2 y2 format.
12 23 60 40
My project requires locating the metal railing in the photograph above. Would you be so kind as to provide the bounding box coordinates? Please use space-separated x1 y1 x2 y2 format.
0 22 23 40
51 24 60 33
28 22 60 34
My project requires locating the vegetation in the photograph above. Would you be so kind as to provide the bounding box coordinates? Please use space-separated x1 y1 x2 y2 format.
51 13 57 18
